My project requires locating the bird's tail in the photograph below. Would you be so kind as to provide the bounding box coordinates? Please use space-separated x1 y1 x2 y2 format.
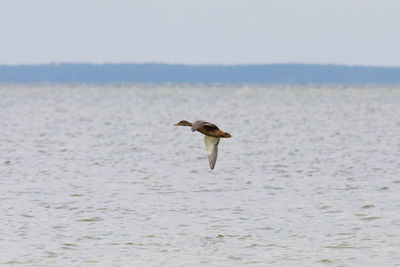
217 130 231 138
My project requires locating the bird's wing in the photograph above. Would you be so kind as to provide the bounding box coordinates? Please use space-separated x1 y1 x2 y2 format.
192 120 218 132
204 136 220 170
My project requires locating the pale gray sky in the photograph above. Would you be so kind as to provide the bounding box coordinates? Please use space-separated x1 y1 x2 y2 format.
1 0 400 66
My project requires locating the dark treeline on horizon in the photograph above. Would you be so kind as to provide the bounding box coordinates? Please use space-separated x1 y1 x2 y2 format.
1 63 400 83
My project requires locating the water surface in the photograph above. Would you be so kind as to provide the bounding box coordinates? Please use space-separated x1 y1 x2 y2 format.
1 84 400 266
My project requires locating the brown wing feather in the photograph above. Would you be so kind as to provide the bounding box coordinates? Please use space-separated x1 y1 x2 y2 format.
191 120 218 132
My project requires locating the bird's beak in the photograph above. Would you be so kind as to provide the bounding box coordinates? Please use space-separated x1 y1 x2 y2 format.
173 123 179 126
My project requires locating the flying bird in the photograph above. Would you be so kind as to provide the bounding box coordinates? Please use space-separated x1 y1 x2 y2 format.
173 120 231 170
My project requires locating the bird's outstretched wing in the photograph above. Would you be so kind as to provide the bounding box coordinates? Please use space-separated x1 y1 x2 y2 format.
204 136 220 170
192 120 218 132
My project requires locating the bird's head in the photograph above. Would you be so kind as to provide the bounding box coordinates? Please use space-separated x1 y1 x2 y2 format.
173 120 192 127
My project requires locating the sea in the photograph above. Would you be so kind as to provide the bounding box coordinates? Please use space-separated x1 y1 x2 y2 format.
0 83 399 266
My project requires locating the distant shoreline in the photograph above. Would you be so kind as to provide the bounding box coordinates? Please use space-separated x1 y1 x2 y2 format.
1 63 400 83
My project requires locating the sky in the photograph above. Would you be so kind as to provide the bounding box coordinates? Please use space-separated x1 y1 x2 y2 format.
1 0 400 66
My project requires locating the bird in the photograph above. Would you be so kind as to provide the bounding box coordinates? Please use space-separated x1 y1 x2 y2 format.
173 120 231 170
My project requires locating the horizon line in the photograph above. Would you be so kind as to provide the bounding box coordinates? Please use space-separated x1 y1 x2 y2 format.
1 62 400 69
